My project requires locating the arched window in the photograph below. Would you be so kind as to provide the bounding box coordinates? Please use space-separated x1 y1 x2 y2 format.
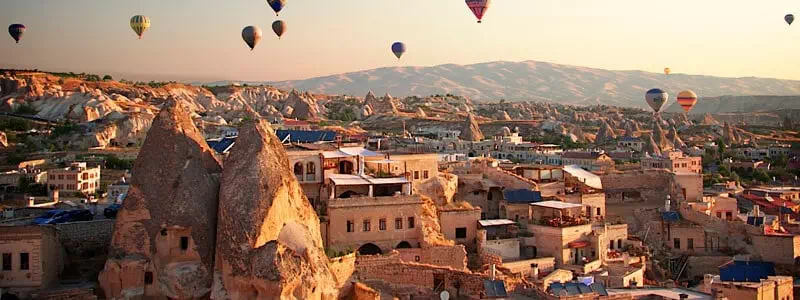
293 162 303 181
306 162 316 181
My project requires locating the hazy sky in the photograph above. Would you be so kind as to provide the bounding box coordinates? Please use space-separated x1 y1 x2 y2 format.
2 0 800 82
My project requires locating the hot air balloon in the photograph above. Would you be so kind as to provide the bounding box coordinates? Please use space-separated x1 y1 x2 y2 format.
242 26 262 51
786 14 795 25
272 20 286 39
267 0 287 16
677 90 698 113
664 67 671 75
465 0 491 23
391 42 406 59
8 24 25 44
130 15 150 39
645 88 669 113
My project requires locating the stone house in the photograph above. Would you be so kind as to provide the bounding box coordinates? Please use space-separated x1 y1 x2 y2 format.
438 205 481 247
640 150 702 174
46 162 101 196
561 152 615 172
0 225 63 297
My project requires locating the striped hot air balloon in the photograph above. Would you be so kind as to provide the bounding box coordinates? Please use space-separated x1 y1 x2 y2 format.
677 90 698 113
645 88 669 113
465 0 491 23
130 15 150 39
8 24 25 44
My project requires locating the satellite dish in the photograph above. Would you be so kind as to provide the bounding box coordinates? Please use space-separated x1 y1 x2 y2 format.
440 291 450 300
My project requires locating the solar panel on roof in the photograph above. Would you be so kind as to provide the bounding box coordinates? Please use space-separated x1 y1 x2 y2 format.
483 280 507 298
719 261 775 283
502 189 542 204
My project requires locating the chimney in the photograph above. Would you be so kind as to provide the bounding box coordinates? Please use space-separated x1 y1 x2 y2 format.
753 204 760 217
490 264 496 281
665 195 671 212
531 264 539 280
51 189 59 203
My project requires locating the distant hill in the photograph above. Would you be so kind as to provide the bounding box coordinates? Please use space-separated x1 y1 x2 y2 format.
264 60 800 109
664 95 800 114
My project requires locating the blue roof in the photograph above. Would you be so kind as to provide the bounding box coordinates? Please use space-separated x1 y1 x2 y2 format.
550 282 601 296
275 130 337 143
719 261 775 283
206 137 236 154
662 211 681 222
746 216 764 226
483 280 507 298
503 189 542 204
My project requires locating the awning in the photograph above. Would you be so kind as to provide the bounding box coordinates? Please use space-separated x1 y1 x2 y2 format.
367 159 398 164
328 174 371 185
322 147 384 159
365 176 408 185
568 241 590 248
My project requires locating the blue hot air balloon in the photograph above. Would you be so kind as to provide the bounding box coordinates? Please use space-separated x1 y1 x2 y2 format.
8 24 25 44
391 42 406 59
645 88 669 113
267 0 286 16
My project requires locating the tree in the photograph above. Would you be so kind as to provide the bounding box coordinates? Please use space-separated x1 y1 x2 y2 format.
753 169 771 183
729 171 741 184
102 74 113 81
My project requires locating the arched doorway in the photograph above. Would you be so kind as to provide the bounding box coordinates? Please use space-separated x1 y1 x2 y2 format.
339 161 354 174
357 243 383 255
396 241 412 249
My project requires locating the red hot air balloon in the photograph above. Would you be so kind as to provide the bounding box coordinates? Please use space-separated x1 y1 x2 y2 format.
465 0 491 23
677 90 698 113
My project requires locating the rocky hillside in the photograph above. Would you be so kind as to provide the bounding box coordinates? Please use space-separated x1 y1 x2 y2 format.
271 60 800 108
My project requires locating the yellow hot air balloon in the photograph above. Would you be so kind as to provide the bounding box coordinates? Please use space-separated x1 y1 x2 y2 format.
664 67 671 75
130 15 150 39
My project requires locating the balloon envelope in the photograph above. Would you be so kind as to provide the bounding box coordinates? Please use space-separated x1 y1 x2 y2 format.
664 67 671 75
242 26 263 50
645 88 669 113
130 15 150 39
786 14 794 25
267 0 287 15
272 20 286 38
465 0 491 23
8 24 25 43
391 42 406 59
677 90 698 113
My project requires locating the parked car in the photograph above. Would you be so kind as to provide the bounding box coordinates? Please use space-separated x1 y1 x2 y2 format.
62 210 94 223
33 210 67 225
104 204 121 219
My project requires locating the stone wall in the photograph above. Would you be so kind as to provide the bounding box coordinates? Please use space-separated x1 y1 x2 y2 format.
438 208 481 246
685 256 732 279
503 257 556 277
397 245 469 270
751 235 800 266
54 219 115 256
601 170 682 204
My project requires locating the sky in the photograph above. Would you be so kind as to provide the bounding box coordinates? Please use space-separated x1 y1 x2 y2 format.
2 0 800 82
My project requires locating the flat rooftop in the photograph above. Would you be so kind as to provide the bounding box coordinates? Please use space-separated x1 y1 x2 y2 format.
532 201 583 210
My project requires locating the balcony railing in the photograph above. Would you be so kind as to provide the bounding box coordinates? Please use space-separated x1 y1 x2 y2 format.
536 215 589 228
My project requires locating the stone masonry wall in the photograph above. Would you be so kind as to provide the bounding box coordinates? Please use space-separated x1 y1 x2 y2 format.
601 170 678 204
54 219 114 256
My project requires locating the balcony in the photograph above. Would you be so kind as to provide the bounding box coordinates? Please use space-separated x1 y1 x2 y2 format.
536 215 590 228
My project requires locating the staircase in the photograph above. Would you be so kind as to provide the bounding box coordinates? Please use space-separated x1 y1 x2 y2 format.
669 255 689 281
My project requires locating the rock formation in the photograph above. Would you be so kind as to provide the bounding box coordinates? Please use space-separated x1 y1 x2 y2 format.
99 100 223 299
643 134 662 157
701 113 719 126
415 107 427 118
0 131 7 148
285 89 319 120
212 116 338 299
497 110 512 121
365 91 398 115
652 123 674 152
415 173 459 206
667 126 686 149
459 113 484 141
594 120 617 144
722 122 739 144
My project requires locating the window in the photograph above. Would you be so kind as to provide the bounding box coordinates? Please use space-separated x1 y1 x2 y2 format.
347 220 354 233
673 238 681 250
82 173 88 180
408 217 415 229
19 253 28 270
423 170 429 179
726 212 733 220
58 175 64 180
180 237 189 251
481 213 486 219
144 272 153 285
617 239 622 249
293 162 303 181
49 175 55 180
414 171 419 180
455 227 467 239
2 253 10 270
363 219 371 232
609 240 614 250
395 218 403 229
379 219 387 231
473 191 480 196
487 192 493 201
688 238 694 250
306 162 316 181
596 208 601 216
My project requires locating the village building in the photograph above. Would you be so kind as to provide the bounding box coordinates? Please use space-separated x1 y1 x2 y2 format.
617 137 644 152
700 261 793 300
46 162 101 195
0 225 63 296
640 151 702 174
561 151 615 172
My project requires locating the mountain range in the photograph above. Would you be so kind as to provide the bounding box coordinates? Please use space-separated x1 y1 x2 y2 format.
239 60 800 109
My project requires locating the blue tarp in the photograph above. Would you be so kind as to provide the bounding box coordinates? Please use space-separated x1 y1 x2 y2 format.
483 280 507 298
276 130 337 143
719 261 776 283
206 137 236 154
661 211 681 222
502 189 542 204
